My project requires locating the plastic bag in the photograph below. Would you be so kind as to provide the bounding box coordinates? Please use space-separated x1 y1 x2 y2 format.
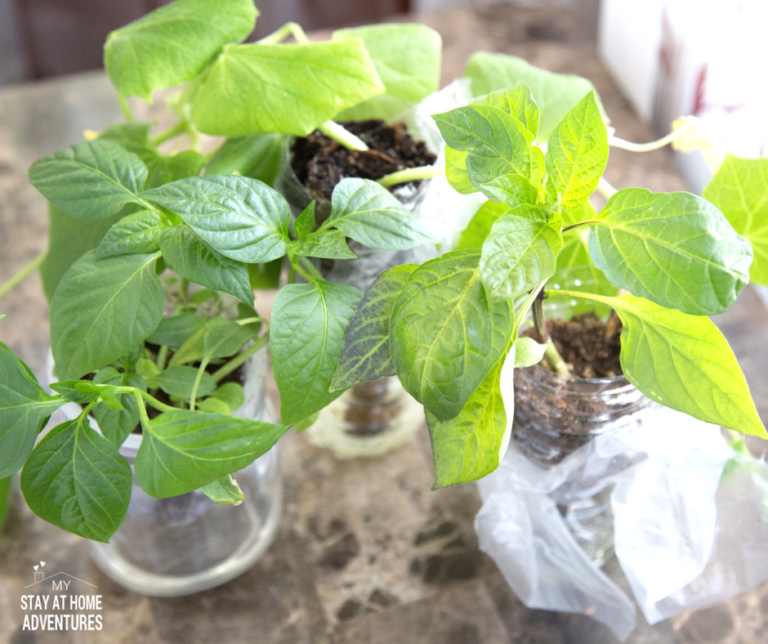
476 405 768 641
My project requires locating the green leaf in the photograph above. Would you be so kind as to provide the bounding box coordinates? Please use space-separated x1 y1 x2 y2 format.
99 124 205 188
444 148 475 195
0 343 65 478
104 0 258 101
49 381 99 404
0 476 11 531
135 410 288 498
197 398 232 415
200 474 244 506
190 40 385 137
470 83 539 139
147 313 205 349
456 202 510 250
142 175 291 263
325 178 435 250
40 204 126 302
571 292 765 438
136 359 160 379
248 258 283 290
331 264 416 391
20 418 132 541
464 52 607 143
211 382 245 412
427 347 512 488
203 320 252 361
390 250 511 421
297 230 357 260
50 251 165 380
92 370 145 449
96 210 166 259
169 318 226 367
545 92 608 208
271 281 362 425
332 23 441 122
703 155 768 286
589 188 752 315
479 210 563 300
477 173 541 208
205 133 286 185
29 141 148 219
157 366 215 399
294 202 316 242
159 226 254 305
514 337 547 368
433 105 544 189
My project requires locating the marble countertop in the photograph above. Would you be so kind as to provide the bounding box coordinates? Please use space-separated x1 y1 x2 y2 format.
2 3 768 643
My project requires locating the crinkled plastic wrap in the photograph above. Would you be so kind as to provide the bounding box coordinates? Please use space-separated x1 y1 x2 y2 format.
476 406 768 641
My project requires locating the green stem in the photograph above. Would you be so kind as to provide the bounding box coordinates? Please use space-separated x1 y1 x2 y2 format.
561 220 600 233
597 177 618 200
288 264 296 285
149 120 188 147
189 359 210 411
378 165 444 187
156 345 170 372
212 335 269 383
257 21 310 45
525 284 569 376
609 120 694 153
318 121 369 151
132 391 152 433
117 93 134 122
0 250 48 302
138 390 179 414
236 317 267 327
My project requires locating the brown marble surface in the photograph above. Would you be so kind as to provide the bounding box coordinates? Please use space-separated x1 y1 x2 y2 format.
2 3 768 643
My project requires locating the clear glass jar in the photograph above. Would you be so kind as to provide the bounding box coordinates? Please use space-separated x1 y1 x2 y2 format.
512 277 656 566
275 134 432 457
48 346 282 597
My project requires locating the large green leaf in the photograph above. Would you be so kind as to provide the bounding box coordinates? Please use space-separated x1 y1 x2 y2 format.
96 210 166 259
297 230 356 260
464 52 607 142
324 178 435 250
99 123 205 188
331 264 416 391
142 175 291 263
390 250 511 421
159 226 254 305
444 147 475 195
202 319 253 361
20 418 132 541
427 347 513 489
135 410 287 498
0 343 65 478
271 281 362 425
479 209 563 300
589 189 752 316
456 202 510 250
50 251 165 380
470 84 539 139
40 204 127 302
104 0 257 101
545 92 608 208
566 292 765 438
205 133 286 185
703 155 768 286
433 105 544 189
92 369 145 449
29 141 148 219
477 173 541 207
332 23 441 122
190 40 384 137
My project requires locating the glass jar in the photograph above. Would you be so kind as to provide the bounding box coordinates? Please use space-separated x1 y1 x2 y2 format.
512 279 656 566
48 346 281 597
275 135 433 457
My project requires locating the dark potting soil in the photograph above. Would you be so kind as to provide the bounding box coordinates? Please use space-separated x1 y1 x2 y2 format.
542 312 622 379
290 120 436 202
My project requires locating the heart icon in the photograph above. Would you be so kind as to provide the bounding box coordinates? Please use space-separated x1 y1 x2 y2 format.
40 562 45 567
33 565 38 571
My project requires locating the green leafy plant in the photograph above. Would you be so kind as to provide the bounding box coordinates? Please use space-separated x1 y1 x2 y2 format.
0 0 441 541
1 0 765 543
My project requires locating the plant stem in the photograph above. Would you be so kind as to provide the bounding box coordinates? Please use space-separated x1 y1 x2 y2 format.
257 21 310 45
318 121 369 151
212 335 269 383
117 93 134 122
189 359 210 411
293 256 323 282
138 391 178 413
0 250 47 302
236 317 267 327
378 165 444 188
156 345 170 372
609 119 694 153
531 289 570 376
288 264 296 285
149 120 188 147
596 177 618 200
